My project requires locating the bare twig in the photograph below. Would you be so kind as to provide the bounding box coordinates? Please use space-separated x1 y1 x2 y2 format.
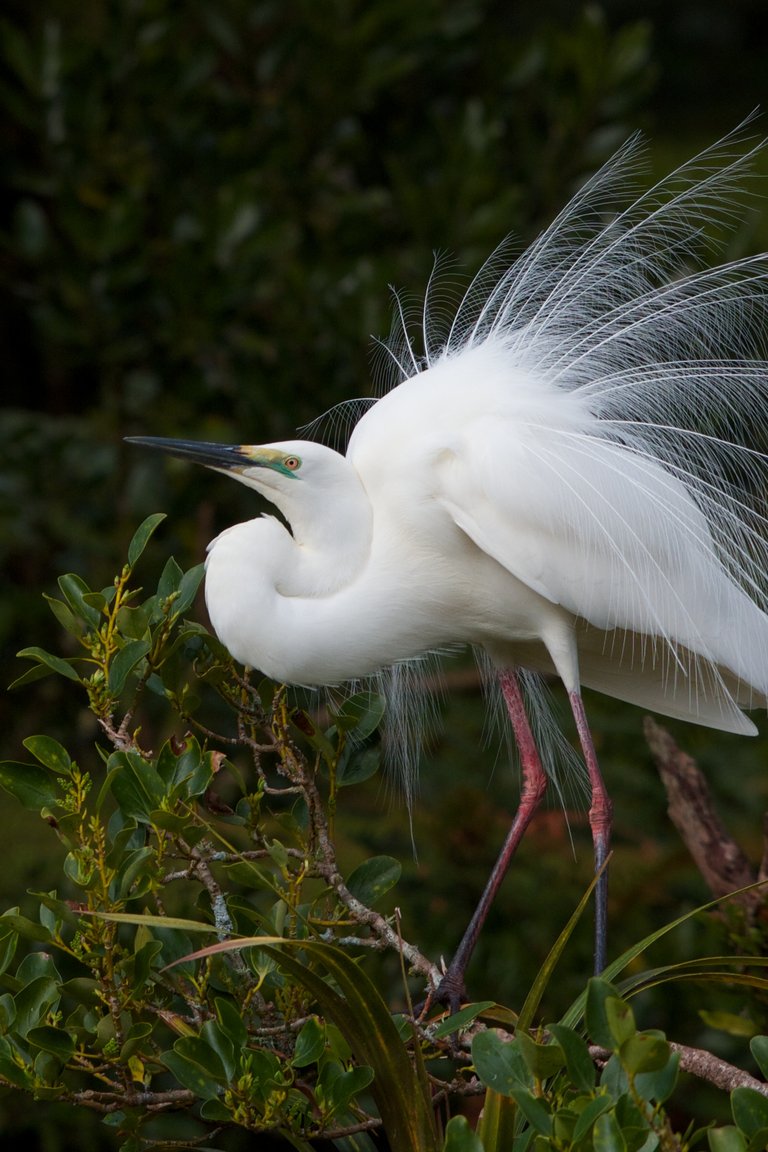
590 1041 768 1096
644 717 765 915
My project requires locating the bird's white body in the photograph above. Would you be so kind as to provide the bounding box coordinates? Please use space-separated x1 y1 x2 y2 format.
205 335 768 736
134 122 768 988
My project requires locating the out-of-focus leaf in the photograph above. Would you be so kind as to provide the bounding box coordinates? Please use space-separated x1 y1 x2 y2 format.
442 1115 485 1152
0 762 60 810
345 856 400 906
23 735 72 775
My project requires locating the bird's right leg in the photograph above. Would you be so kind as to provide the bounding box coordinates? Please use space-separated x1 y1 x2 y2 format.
428 668 548 1013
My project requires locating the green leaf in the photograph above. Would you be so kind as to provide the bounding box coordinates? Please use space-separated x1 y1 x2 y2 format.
108 751 165 821
27 1026 75 1061
317 1060 374 1115
0 912 53 943
620 1032 670 1076
594 1109 627 1152
330 692 385 738
42 595 83 637
605 996 636 1047
128 513 166 568
0 761 60 810
336 743 381 787
708 1128 747 1152
432 1001 495 1041
573 1095 615 1142
173 564 205 615
157 555 184 603
23 735 72 775
472 1030 529 1096
0 1037 32 1089
14 976 60 1037
516 1031 566 1080
749 1036 768 1079
171 936 440 1152
635 1049 679 1103
215 997 247 1051
14 647 80 683
346 856 401 906
548 1023 596 1092
585 978 623 1049
108 639 151 695
162 1046 224 1101
731 1086 768 1137
58 574 101 628
293 1016 325 1068
701 1010 760 1037
442 1115 485 1152
509 1088 552 1135
200 1019 236 1081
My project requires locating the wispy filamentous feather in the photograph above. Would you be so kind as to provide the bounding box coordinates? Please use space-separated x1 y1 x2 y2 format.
317 118 768 797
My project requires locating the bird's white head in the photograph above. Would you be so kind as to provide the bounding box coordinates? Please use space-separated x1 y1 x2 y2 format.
125 436 372 544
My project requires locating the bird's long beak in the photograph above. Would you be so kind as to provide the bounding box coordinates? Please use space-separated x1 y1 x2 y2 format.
125 436 254 472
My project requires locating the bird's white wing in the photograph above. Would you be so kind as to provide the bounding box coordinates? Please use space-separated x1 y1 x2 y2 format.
436 414 768 687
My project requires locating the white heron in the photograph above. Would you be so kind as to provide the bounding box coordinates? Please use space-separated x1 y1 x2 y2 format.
129 122 768 1008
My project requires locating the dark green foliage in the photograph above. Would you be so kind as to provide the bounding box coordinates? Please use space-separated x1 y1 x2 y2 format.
0 526 766 1151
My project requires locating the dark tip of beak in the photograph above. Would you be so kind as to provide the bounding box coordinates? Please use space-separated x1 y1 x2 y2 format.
125 436 251 471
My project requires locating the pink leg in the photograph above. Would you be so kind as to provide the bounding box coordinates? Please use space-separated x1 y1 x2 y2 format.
568 689 612 973
431 669 548 1011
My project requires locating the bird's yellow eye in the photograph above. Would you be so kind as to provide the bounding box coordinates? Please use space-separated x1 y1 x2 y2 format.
283 455 301 471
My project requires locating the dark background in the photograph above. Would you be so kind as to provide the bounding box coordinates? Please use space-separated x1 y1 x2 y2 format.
2 1 768 1148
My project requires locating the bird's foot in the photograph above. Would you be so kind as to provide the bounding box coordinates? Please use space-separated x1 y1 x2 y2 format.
417 966 467 1020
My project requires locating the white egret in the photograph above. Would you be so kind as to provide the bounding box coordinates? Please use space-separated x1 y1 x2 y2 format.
129 123 768 1008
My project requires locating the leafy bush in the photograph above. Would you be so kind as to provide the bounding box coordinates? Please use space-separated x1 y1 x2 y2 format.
2 516 768 1150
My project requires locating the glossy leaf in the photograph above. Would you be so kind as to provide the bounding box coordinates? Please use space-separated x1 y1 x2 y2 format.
331 692 385 738
127 513 166 568
605 996 636 1047
0 761 60 810
585 978 623 1049
749 1035 768 1079
169 935 440 1152
731 1086 768 1137
620 1031 670 1075
293 1016 325 1068
472 1029 529 1096
708 1127 747 1152
27 1026 75 1061
442 1114 485 1152
108 639 151 695
57 574 101 628
593 1109 627 1152
15 647 80 683
13 976 60 1038
346 855 401 906
573 1095 615 1142
108 751 165 821
548 1022 596 1092
635 1049 679 1103
23 735 72 775
432 1001 495 1040
42 595 83 637
516 1031 566 1080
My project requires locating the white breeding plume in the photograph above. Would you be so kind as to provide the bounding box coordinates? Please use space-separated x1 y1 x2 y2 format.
129 120 768 1006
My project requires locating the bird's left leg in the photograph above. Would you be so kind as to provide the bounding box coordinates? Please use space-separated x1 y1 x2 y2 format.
428 668 548 1012
568 689 612 974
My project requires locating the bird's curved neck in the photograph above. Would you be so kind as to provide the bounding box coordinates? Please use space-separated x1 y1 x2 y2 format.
273 471 373 596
